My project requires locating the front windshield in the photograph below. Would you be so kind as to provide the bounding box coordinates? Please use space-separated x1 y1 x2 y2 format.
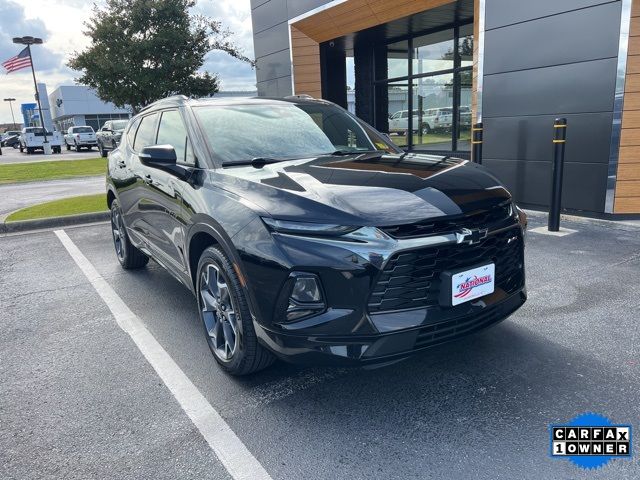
194 102 401 164
111 120 128 131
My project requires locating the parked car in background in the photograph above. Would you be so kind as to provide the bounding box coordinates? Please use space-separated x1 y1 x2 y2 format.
1 130 21 148
96 119 128 157
459 106 472 129
19 127 63 154
64 126 97 151
388 107 454 135
106 95 527 375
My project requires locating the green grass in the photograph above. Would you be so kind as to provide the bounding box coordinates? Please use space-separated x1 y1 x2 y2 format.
6 194 108 222
0 158 106 184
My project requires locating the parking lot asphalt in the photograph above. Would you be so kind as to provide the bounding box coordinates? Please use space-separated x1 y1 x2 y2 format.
1 215 639 479
0 146 100 164
0 176 104 221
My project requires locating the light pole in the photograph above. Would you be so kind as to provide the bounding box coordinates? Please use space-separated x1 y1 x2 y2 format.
12 36 49 152
3 98 17 130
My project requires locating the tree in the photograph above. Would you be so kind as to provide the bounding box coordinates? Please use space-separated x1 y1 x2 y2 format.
68 0 253 112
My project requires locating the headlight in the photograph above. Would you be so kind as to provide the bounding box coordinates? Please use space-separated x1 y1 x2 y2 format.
262 217 358 236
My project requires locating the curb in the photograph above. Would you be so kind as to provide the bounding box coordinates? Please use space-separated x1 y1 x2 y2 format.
0 211 109 234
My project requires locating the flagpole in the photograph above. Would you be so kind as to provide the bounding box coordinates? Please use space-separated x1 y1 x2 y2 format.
26 45 48 146
12 36 48 151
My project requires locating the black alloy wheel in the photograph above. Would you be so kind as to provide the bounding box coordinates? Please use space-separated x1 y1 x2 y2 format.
110 200 148 269
196 247 274 375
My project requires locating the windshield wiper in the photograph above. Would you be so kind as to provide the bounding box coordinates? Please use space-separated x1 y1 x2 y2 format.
223 157 285 168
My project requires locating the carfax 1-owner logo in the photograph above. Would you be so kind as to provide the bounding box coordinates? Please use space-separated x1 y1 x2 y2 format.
550 413 633 469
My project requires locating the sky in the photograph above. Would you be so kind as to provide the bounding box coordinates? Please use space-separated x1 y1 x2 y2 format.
0 0 256 124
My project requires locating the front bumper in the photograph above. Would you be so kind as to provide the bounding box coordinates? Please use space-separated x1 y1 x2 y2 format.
256 288 526 365
237 214 527 366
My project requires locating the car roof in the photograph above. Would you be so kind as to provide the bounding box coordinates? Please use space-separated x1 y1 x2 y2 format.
138 95 333 114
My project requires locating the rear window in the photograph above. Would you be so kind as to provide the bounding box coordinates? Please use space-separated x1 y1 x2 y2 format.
111 120 128 131
73 127 94 133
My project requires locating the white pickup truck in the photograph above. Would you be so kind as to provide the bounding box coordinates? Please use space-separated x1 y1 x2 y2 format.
19 127 63 154
64 126 97 151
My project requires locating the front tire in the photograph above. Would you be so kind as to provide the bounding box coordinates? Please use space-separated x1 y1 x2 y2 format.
99 142 107 158
197 247 274 375
75 142 81 152
110 200 148 269
66 142 71 151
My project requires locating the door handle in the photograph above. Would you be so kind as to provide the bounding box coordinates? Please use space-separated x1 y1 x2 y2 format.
117 159 126 168
143 174 153 185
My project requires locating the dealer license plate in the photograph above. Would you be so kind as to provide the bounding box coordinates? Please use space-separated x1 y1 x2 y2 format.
451 263 495 306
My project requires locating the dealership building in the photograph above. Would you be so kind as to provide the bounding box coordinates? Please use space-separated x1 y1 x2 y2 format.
250 0 640 216
48 85 131 133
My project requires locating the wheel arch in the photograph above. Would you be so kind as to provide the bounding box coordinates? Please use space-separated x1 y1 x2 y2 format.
186 220 261 324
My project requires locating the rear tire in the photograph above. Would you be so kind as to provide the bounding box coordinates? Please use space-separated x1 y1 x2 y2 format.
197 247 275 375
110 200 149 269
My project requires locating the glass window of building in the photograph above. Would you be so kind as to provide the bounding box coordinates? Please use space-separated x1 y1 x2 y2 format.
373 22 473 155
413 73 454 151
412 29 454 75
386 40 409 79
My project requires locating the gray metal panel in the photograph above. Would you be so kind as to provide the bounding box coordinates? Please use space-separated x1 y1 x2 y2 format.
255 49 292 84
483 159 607 211
484 3 621 75
286 0 335 20
256 77 280 97
253 22 290 60
251 0 270 9
252 0 287 34
483 58 618 118
485 0 619 30
256 75 293 97
483 113 613 163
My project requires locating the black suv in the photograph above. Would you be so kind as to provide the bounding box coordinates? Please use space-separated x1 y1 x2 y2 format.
106 96 527 375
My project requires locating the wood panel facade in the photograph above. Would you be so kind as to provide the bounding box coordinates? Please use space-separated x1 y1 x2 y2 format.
617 0 640 213
289 0 477 117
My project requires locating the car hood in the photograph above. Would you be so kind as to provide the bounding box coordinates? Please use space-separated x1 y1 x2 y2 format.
210 152 512 226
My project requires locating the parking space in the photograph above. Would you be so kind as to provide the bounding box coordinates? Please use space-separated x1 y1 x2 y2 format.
0 147 99 164
1 215 639 479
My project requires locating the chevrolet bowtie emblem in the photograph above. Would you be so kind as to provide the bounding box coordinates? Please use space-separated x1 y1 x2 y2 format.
456 228 488 245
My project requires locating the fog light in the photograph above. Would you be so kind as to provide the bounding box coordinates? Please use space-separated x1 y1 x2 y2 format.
286 274 325 322
291 276 321 303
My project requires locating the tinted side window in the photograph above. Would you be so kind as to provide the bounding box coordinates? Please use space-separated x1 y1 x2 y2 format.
133 114 158 151
126 117 141 146
156 110 195 165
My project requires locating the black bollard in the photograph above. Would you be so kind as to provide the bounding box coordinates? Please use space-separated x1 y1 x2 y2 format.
548 118 567 232
471 122 483 164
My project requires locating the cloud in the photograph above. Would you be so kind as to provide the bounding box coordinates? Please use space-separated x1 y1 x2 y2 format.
0 0 258 124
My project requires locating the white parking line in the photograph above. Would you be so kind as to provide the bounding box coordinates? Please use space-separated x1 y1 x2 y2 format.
54 229 273 480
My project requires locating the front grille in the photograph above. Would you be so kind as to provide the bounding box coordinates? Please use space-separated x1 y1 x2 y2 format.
380 203 513 239
368 226 524 313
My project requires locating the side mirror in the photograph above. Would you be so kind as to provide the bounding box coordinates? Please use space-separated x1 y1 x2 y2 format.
139 145 177 168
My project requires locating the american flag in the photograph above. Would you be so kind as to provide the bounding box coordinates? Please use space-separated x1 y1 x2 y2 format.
2 47 32 74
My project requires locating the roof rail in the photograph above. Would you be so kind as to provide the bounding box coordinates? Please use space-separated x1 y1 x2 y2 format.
138 94 190 113
284 94 314 100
